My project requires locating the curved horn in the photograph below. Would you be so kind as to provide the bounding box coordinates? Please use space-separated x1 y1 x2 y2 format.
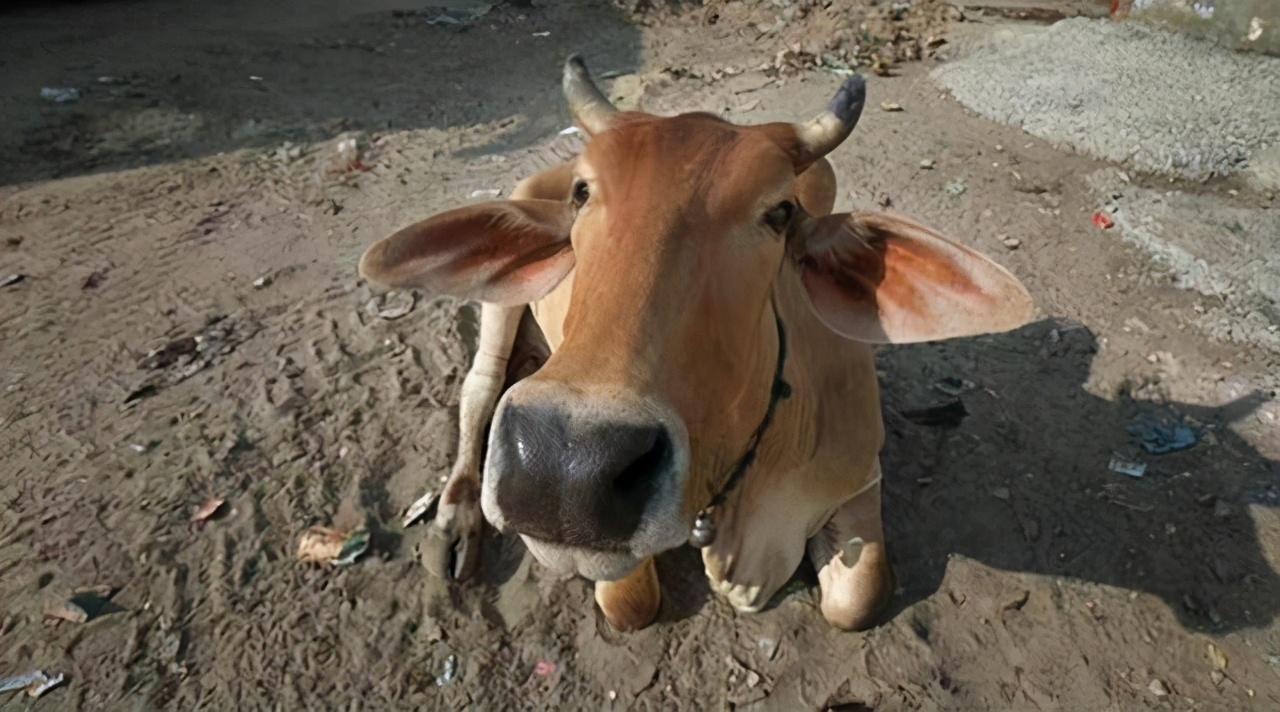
792 74 867 167
563 54 618 135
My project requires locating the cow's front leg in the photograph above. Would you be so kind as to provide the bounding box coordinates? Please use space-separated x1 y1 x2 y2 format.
594 556 661 632
807 460 893 631
418 302 525 580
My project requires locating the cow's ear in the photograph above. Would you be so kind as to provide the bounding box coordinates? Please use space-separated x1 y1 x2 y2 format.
789 210 1033 344
359 199 575 306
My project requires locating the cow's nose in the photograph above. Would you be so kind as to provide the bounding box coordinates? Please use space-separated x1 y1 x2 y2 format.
493 404 671 547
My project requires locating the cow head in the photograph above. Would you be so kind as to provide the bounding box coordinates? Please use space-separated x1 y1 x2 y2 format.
360 57 1033 581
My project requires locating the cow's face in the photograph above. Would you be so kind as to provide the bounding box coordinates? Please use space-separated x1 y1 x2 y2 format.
359 58 1034 580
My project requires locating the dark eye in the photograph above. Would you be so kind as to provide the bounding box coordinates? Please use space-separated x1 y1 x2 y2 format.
572 180 590 208
763 200 794 233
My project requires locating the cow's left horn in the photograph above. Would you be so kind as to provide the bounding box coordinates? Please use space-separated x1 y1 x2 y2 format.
792 74 867 166
563 55 618 135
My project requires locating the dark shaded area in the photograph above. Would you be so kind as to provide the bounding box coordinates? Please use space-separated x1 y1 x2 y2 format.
878 319 1278 633
0 0 643 185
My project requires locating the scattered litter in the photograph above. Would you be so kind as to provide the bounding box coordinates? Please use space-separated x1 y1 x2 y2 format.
467 188 502 199
43 601 88 625
401 490 439 528
248 75 263 82
328 135 373 176
1108 455 1148 478
436 654 458 686
944 178 967 197
901 399 967 427
534 660 557 676
131 315 256 405
191 497 226 529
1148 679 1169 696
43 586 116 626
332 529 370 566
880 102 904 112
1 273 25 288
919 158 935 170
1001 236 1022 250
1248 16 1264 42
1091 211 1115 229
532 31 550 37
558 126 581 136
364 291 416 320
1206 642 1228 670
0 671 64 698
296 526 347 563
40 87 81 104
1127 412 1198 454
27 673 64 698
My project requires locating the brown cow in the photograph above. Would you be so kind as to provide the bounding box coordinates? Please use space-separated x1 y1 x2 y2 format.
360 56 1033 632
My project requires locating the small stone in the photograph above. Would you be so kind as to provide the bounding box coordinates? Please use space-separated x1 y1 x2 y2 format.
991 487 1011 501
880 102 904 112
919 159 936 170
1148 679 1169 696
1001 236 1022 250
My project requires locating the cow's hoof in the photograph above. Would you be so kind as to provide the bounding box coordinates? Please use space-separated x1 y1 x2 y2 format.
595 556 661 632
419 478 483 581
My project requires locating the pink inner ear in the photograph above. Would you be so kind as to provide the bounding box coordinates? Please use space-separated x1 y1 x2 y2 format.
798 212 1034 344
358 199 576 305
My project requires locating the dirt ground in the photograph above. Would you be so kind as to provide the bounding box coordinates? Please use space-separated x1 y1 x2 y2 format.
2 0 1279 709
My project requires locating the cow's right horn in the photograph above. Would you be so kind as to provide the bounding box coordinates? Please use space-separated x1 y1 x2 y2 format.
792 74 867 168
563 55 618 136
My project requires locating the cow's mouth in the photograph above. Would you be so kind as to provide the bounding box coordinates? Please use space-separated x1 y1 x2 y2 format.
518 537 646 581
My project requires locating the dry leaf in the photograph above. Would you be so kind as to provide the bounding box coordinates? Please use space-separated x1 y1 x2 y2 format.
297 526 347 562
191 497 226 526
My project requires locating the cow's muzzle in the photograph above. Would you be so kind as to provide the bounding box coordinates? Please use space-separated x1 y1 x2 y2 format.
481 380 691 564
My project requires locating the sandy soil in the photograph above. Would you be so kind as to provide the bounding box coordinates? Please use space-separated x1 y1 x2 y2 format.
2 1 1278 709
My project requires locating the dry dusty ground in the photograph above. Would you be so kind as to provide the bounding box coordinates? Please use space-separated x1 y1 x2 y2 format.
2 0 1279 709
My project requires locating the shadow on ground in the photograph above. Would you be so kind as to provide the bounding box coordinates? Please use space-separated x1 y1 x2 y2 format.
0 0 643 186
873 318 1278 633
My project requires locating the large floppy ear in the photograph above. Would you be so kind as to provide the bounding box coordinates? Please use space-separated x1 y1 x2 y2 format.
358 199 575 306
790 211 1034 343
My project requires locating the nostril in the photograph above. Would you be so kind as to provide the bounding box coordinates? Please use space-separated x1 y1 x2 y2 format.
612 429 670 497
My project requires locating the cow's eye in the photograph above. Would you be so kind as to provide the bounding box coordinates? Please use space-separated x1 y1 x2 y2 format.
763 200 794 233
572 180 590 209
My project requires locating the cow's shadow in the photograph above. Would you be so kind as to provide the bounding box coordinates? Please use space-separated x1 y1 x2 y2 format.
863 318 1279 633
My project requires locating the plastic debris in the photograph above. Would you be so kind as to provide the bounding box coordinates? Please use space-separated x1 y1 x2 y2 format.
1108 455 1148 478
401 490 439 528
0 671 64 698
558 126 582 137
332 529 370 566
880 102 904 112
297 526 369 566
1127 412 1198 454
532 31 550 37
467 188 502 199
40 87 81 104
252 275 272 289
1 273 25 288
1091 211 1115 229
436 654 458 686
534 660 557 676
